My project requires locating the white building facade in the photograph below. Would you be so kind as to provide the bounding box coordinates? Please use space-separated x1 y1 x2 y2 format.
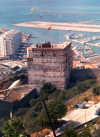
0 30 22 56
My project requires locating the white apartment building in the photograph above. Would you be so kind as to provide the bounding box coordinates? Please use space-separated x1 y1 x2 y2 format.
0 30 22 56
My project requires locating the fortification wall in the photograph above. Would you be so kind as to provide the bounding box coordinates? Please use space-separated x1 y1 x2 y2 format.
0 88 39 118
71 68 100 80
0 100 11 118
28 43 73 90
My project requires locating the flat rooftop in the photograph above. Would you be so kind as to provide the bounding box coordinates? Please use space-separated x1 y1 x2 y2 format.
27 42 71 51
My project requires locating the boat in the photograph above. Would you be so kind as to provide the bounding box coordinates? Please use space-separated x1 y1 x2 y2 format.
84 46 91 50
29 8 35 14
30 8 35 12
40 16 43 18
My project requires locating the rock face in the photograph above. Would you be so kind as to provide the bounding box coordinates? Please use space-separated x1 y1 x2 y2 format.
27 42 73 90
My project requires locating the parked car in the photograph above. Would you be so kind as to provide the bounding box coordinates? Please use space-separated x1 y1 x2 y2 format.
75 104 86 109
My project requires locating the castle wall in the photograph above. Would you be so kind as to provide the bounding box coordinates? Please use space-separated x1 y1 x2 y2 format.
71 68 100 80
28 43 73 90
0 88 39 118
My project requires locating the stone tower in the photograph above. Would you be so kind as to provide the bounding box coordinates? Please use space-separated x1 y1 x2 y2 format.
27 42 73 90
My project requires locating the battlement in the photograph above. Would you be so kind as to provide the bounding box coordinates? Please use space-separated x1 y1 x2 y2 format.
27 42 73 90
27 42 71 51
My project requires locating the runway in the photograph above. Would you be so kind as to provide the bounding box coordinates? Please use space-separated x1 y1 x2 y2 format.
13 21 100 32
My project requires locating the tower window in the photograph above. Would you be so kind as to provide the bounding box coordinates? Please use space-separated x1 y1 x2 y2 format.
54 52 56 56
41 52 44 57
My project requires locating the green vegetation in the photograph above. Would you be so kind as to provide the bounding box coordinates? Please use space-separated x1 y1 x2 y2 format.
0 79 98 136
62 126 78 137
15 79 96 133
92 118 100 137
49 79 96 102
38 100 66 126
83 97 89 102
92 84 100 95
25 98 66 132
40 82 56 100
78 128 92 137
2 118 29 137
62 127 92 137
41 82 56 95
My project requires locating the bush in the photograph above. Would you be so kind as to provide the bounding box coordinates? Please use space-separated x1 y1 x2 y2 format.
25 109 38 121
33 101 42 112
92 84 100 95
29 99 36 106
15 108 29 117
62 126 78 137
38 100 67 126
3 118 29 137
48 79 96 103
76 79 96 93
78 128 92 137
83 97 89 102
49 90 66 101
65 79 96 101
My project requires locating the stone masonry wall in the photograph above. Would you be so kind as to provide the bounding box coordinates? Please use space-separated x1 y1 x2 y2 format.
28 43 73 90
71 68 100 81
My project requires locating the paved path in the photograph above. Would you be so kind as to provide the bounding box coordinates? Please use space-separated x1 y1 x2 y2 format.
48 102 100 137
62 103 99 127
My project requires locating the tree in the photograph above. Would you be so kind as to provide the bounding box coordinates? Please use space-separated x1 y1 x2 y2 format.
78 128 92 137
48 100 67 121
3 118 29 137
39 100 67 126
40 82 56 99
92 84 100 95
62 126 78 137
26 100 66 132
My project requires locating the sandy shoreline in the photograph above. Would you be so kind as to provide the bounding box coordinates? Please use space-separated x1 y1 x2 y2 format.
13 21 100 32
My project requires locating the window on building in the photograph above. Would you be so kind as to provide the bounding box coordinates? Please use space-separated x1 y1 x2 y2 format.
54 52 56 56
41 52 44 57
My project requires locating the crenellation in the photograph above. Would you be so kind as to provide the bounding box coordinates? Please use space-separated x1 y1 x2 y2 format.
27 42 73 90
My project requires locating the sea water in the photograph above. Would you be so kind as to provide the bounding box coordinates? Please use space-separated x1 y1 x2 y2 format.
1 0 100 54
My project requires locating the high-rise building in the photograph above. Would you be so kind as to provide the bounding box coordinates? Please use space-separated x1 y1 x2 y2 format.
27 42 73 90
0 30 22 56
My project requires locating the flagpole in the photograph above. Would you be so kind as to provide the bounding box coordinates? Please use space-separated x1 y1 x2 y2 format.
47 26 52 47
50 28 52 47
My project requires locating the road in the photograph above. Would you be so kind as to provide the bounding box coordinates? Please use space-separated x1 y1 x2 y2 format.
48 102 100 137
62 103 99 127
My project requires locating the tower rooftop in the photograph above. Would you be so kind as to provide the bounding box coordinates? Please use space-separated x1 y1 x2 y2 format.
27 42 71 51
